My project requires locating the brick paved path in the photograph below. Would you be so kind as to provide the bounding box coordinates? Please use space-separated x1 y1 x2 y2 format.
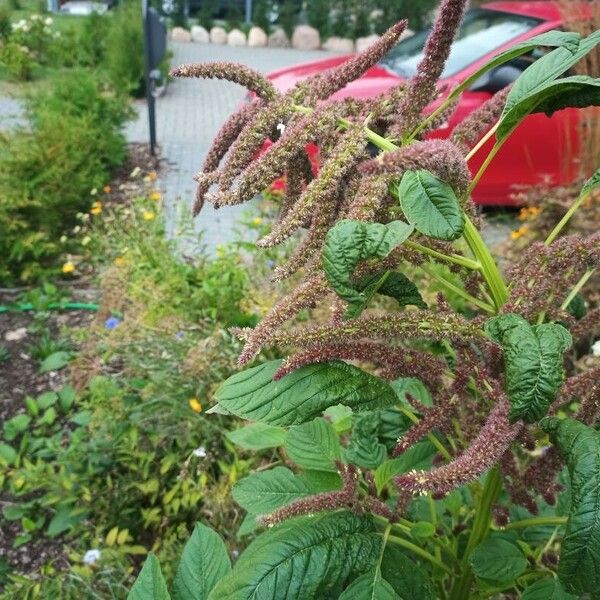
125 42 329 251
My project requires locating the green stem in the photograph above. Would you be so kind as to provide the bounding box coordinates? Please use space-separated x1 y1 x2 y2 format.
386 534 453 575
545 188 593 245
398 406 453 461
467 140 504 196
449 467 502 600
560 269 595 311
502 516 567 531
404 240 481 271
421 263 495 314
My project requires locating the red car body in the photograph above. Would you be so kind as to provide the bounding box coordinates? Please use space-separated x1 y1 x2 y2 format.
266 2 592 205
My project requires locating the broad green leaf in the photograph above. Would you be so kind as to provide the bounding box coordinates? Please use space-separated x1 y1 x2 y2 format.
581 167 600 198
3 414 31 441
397 171 464 241
173 522 231 600
521 578 577 600
57 385 76 412
338 570 398 600
232 466 318 515
485 314 572 422
47 507 77 537
374 442 436 494
565 293 586 320
322 219 414 316
39 351 71 374
128 553 171 600
300 470 343 492
37 392 58 410
285 418 341 471
215 360 398 426
470 537 527 584
541 417 600 598
380 544 434 599
207 512 381 600
323 404 353 433
0 443 17 465
410 522 436 540
391 377 433 408
226 422 287 451
379 408 413 451
345 412 387 470
438 30 581 113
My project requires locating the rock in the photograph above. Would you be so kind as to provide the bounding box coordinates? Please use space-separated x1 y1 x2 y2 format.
268 27 290 48
171 27 191 42
227 28 247 47
355 34 380 54
190 25 209 43
322 36 354 53
210 26 227 45
5 327 27 342
292 25 320 50
247 26 267 47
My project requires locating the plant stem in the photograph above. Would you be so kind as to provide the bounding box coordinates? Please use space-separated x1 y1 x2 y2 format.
561 269 595 311
399 406 453 461
421 263 496 314
465 122 500 162
449 467 502 600
545 187 594 245
386 534 453 574
502 516 567 531
404 240 481 270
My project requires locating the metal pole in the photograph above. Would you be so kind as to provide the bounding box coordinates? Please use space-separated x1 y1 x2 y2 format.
245 0 252 24
142 0 157 155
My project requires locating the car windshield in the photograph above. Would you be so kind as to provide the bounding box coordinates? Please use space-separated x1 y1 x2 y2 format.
379 9 542 78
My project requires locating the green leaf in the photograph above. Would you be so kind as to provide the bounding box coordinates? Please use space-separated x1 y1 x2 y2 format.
128 553 171 600
207 512 381 600
300 470 342 492
37 392 58 410
47 507 79 537
323 404 353 433
226 422 287 451
232 466 317 516
541 417 600 598
485 314 572 422
322 219 414 317
57 385 76 412
0 443 17 465
38 407 57 427
3 414 31 441
391 378 433 408
374 442 436 494
397 171 464 241
24 396 39 417
39 351 71 373
285 418 341 471
470 537 528 584
521 577 577 600
380 544 434 599
215 360 398 426
565 293 586 320
410 522 435 540
338 570 398 600
173 522 231 600
345 412 387 470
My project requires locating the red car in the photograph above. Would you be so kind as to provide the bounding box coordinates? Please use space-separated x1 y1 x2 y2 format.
266 2 592 205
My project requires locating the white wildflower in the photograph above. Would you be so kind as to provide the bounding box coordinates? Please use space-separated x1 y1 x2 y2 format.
193 447 207 458
83 549 101 565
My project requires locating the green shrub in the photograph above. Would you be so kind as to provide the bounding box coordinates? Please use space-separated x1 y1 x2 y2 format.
0 7 12 40
277 0 297 39
0 41 34 80
252 0 272 33
306 0 330 39
0 70 132 284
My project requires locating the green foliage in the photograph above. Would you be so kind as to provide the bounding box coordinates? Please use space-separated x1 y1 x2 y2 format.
277 0 297 39
284 418 341 471
226 422 286 450
213 359 398 425
323 219 414 317
541 417 600 598
128 554 171 600
486 314 572 422
397 171 464 241
305 0 330 39
0 41 34 80
374 0 438 32
470 537 528 585
0 68 131 284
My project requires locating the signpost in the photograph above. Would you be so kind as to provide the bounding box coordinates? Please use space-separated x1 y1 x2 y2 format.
142 0 167 155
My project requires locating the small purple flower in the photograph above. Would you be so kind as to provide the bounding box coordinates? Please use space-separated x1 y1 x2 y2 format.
175 331 185 341
267 260 276 269
104 317 121 330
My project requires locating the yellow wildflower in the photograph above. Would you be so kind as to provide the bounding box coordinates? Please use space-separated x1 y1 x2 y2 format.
103 185 112 194
511 225 529 240
143 210 156 221
113 256 126 267
148 171 158 181
62 261 75 274
90 201 102 216
189 398 203 413
252 217 263 226
149 191 161 202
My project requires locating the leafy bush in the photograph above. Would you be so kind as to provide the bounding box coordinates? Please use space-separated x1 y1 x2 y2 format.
133 5 600 598
9 14 57 62
0 69 132 284
0 41 34 80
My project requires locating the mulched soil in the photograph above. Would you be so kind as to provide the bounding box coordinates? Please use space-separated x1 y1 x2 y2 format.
0 143 162 583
